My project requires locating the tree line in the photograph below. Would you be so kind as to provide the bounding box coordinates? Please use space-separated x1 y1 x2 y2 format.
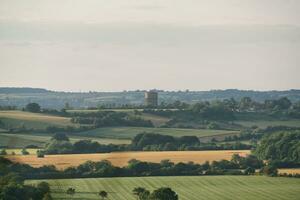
0 153 266 180
40 133 252 155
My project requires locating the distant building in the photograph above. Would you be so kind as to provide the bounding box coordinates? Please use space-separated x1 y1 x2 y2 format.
145 91 158 107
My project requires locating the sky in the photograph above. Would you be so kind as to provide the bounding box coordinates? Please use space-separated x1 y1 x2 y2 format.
0 0 299 92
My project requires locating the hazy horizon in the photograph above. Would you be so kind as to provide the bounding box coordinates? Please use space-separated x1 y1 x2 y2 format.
1 0 299 92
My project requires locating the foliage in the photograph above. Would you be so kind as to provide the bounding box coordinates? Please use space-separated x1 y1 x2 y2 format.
150 187 178 200
71 111 153 128
255 131 300 165
25 103 41 113
0 149 7 155
99 190 108 199
0 173 50 200
21 148 29 155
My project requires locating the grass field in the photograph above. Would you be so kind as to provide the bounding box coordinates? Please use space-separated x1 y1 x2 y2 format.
6 150 250 169
26 176 300 200
235 119 300 128
77 127 239 139
0 111 75 129
0 133 130 148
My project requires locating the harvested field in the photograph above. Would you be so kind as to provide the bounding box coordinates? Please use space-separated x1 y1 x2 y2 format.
278 168 300 175
7 150 250 170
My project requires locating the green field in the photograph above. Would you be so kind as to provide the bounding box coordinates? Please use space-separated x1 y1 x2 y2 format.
0 133 130 148
235 120 300 128
76 126 239 139
0 111 76 129
27 176 300 200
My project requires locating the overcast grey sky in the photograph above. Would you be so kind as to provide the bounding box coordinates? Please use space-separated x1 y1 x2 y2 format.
0 0 299 91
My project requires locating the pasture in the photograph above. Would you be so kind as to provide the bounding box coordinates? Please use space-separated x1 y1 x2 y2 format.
27 176 300 200
6 150 250 169
0 111 75 129
0 133 130 148
235 119 300 128
77 126 239 139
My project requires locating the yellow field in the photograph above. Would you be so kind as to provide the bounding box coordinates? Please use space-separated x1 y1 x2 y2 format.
278 168 300 175
6 150 250 170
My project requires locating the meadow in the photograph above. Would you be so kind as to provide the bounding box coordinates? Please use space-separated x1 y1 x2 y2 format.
77 126 239 140
0 133 130 148
0 111 75 129
6 150 250 169
235 119 300 128
27 176 300 200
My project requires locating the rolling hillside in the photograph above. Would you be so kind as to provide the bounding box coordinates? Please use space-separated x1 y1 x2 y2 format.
27 176 300 200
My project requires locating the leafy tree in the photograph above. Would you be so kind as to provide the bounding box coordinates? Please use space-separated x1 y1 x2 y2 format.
51 133 70 141
261 165 278 177
239 97 253 111
0 149 7 155
21 148 29 155
99 190 108 199
36 182 50 195
133 187 150 200
255 131 300 164
37 150 45 158
66 188 75 196
25 103 41 113
150 187 178 200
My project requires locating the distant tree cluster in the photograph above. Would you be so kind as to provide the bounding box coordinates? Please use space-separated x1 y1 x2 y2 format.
42 133 252 155
25 103 41 113
0 173 51 200
255 131 300 168
70 111 153 127
133 187 178 200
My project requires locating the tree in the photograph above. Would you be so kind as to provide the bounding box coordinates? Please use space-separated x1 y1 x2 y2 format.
239 97 253 111
25 103 41 113
0 149 7 155
261 165 278 177
37 150 45 158
66 187 75 196
99 190 108 199
133 187 150 200
21 148 29 155
37 182 50 194
150 187 178 200
51 133 70 141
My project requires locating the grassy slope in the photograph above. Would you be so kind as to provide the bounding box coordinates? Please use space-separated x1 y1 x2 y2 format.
0 111 75 129
0 133 130 148
27 176 300 200
235 120 300 128
77 127 239 139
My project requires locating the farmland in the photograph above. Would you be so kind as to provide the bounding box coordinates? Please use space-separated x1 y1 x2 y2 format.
77 126 239 140
0 111 75 129
6 150 250 169
0 133 130 148
235 119 300 128
27 176 300 200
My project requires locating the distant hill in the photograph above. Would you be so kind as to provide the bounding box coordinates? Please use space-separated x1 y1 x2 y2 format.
0 87 299 109
0 87 50 94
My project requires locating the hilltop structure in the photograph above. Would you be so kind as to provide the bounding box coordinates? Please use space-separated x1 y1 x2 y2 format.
145 91 158 107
